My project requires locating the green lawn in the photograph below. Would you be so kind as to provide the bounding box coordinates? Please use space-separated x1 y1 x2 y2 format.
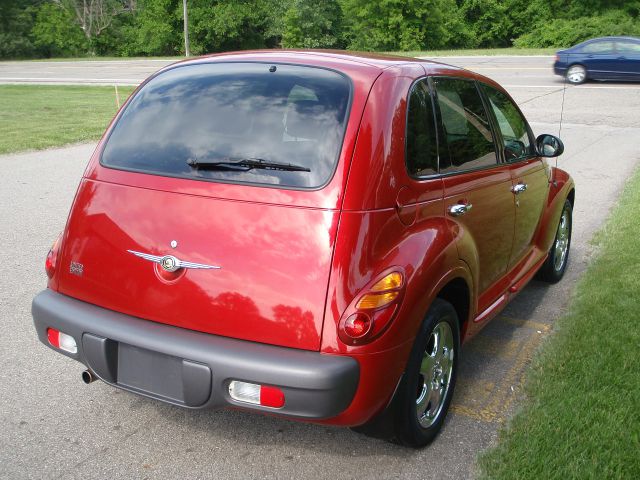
0 85 135 155
392 47 556 57
479 170 640 479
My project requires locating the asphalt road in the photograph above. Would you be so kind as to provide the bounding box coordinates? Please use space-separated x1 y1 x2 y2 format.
1 57 639 479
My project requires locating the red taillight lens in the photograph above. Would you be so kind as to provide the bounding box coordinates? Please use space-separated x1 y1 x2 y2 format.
45 234 62 279
260 385 285 408
47 328 60 348
343 313 372 338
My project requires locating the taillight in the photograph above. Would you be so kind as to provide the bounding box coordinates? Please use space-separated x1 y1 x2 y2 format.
47 327 77 354
339 270 405 345
343 313 372 338
228 381 285 408
45 233 62 279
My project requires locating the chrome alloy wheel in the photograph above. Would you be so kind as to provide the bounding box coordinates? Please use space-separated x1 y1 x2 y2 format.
554 209 570 272
566 65 586 84
416 321 454 428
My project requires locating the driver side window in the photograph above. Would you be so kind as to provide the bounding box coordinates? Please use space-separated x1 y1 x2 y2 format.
481 85 533 162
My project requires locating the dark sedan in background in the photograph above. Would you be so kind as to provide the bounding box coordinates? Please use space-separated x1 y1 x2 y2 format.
554 36 640 84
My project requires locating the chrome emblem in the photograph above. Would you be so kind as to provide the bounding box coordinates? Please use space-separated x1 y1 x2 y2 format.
170 240 178 248
160 255 179 272
127 250 221 271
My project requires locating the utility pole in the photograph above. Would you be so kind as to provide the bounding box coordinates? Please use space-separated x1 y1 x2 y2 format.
183 0 190 57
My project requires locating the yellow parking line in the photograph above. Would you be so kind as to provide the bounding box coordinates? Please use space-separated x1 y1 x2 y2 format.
499 315 552 332
451 318 550 423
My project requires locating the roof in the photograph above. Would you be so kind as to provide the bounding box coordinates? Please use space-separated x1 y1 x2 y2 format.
176 49 455 71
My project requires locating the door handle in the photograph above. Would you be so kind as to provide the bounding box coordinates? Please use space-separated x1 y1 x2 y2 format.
512 183 528 195
448 203 473 217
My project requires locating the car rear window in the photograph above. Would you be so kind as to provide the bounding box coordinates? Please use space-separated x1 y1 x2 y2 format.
101 62 352 189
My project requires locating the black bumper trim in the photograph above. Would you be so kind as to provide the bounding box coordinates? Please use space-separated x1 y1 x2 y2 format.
32 289 359 419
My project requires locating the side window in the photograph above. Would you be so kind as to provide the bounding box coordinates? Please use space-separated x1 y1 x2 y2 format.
481 85 533 161
433 78 496 173
406 80 438 176
617 41 640 54
580 41 615 54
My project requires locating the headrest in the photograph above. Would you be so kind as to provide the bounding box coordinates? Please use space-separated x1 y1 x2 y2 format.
285 100 329 140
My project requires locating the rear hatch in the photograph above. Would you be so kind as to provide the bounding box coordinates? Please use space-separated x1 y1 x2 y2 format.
56 61 354 351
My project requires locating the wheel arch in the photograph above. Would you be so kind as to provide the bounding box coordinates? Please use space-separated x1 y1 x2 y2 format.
567 187 575 208
433 277 471 342
535 168 575 253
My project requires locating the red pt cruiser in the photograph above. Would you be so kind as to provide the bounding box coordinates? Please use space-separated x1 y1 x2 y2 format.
33 51 574 447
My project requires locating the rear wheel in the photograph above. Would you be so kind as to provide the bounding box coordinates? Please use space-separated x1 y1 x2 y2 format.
566 64 587 84
353 299 459 447
538 199 572 283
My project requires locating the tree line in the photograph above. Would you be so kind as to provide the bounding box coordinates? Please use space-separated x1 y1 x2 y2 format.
1 0 639 59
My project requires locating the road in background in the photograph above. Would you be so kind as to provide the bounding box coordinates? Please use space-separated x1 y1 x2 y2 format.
1 57 639 479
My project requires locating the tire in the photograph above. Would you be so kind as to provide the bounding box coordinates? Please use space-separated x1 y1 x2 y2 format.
537 199 572 283
353 299 460 448
566 64 587 85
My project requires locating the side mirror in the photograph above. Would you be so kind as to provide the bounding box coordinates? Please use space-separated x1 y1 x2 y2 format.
536 134 564 157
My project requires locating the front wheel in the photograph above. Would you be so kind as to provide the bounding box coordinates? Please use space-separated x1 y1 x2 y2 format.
566 64 587 85
538 199 572 283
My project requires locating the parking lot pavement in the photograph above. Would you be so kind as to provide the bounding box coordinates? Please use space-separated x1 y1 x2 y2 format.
1 58 639 479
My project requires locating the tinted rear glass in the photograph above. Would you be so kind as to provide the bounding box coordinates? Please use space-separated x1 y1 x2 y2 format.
101 63 351 189
406 79 438 176
433 78 496 173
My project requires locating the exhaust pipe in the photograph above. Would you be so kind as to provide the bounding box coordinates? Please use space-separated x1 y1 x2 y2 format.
81 369 97 384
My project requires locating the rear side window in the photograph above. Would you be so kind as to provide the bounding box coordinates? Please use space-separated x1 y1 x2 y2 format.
433 78 496 173
580 41 615 54
406 80 438 177
481 85 533 161
101 63 351 189
617 41 640 54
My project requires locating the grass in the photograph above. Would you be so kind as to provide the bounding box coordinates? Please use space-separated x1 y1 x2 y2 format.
392 47 556 57
478 170 640 479
0 85 135 155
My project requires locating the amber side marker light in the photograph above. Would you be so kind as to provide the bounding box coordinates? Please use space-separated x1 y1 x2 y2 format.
356 272 404 310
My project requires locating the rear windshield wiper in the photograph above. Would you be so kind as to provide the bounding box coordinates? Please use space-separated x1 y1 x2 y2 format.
187 157 310 172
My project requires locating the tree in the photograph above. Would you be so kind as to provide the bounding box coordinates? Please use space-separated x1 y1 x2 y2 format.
282 0 344 49
340 0 454 51
459 0 509 47
0 0 40 58
56 0 136 41
32 2 88 57
186 0 287 54
121 0 181 55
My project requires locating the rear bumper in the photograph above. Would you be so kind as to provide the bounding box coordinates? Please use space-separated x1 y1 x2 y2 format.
32 289 359 420
553 62 567 76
